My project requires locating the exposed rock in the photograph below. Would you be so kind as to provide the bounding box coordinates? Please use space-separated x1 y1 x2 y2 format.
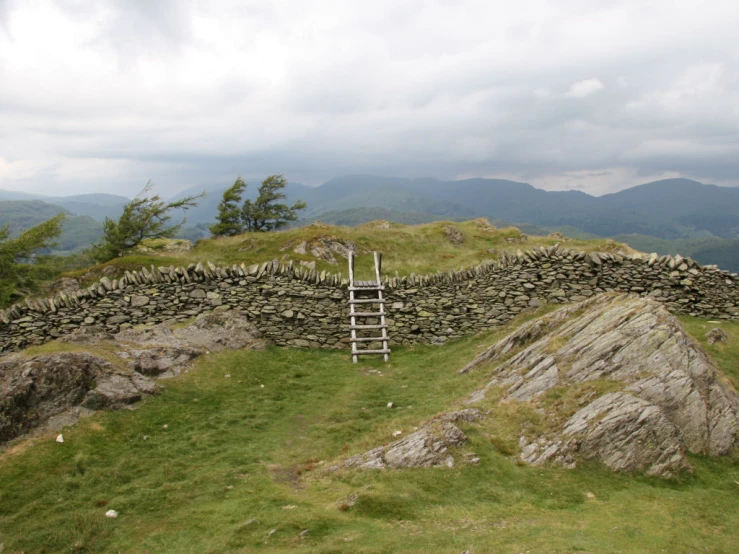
134 238 192 254
706 327 728 344
344 409 482 469
0 352 158 443
1 311 264 444
547 232 571 242
504 232 528 244
443 225 465 245
82 373 161 409
299 260 316 270
472 217 496 232
172 310 265 352
463 293 739 477
47 277 80 295
308 238 356 265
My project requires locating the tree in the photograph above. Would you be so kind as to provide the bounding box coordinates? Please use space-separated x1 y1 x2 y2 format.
241 175 306 232
209 177 247 237
0 214 65 306
90 182 203 262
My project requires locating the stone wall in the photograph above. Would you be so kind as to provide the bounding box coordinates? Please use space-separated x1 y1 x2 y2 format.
2 248 739 352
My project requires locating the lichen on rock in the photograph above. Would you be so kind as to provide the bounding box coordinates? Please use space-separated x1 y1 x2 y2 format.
462 293 739 477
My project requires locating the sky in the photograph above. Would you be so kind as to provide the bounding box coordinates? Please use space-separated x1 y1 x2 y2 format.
0 0 738 199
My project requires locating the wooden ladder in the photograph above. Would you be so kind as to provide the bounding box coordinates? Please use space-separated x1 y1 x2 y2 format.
348 251 390 363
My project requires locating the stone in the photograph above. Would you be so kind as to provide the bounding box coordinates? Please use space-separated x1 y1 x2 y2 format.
461 293 739 477
130 295 150 307
443 225 465 245
0 352 114 443
344 410 482 469
173 311 265 351
105 510 119 518
706 327 728 345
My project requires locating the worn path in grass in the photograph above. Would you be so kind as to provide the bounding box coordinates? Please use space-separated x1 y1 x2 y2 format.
1 315 738 553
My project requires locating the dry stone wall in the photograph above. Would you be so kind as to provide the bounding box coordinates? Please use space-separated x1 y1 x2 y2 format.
2 248 739 352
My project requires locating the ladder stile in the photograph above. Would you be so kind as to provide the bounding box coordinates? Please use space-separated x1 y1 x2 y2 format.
347 251 391 362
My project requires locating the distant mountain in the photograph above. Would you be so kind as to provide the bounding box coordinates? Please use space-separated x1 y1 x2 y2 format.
0 190 129 222
47 193 130 222
614 234 739 273
302 207 460 227
0 189 43 201
0 200 103 253
0 200 67 233
169 174 739 245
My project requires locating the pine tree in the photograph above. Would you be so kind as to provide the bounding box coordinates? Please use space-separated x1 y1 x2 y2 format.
241 175 307 232
0 214 65 306
209 177 247 237
90 182 203 262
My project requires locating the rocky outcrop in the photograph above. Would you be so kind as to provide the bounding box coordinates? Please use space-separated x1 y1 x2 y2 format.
463 294 739 477
443 225 464 245
284 236 357 265
0 310 264 443
344 409 481 469
0 352 159 442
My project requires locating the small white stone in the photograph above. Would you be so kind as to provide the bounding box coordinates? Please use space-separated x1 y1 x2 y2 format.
105 510 118 518
386 402 393 408
55 434 64 443
225 374 231 378
392 430 402 437
260 384 265 388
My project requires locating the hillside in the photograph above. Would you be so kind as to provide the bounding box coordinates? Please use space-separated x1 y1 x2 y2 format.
2 221 739 552
1 298 737 552
95 219 633 284
174 175 739 242
614 234 739 273
0 200 103 254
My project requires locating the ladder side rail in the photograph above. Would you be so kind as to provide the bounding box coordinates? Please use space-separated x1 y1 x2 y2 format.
348 251 358 363
373 252 390 362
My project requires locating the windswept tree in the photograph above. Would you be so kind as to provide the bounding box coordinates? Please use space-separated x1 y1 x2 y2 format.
209 177 247 237
241 175 306 232
90 182 203 262
0 214 65 306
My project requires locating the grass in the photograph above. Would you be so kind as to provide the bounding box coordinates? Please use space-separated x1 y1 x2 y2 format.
68 219 635 285
1 309 738 553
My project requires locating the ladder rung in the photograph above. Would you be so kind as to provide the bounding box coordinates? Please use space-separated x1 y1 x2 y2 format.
348 299 385 304
353 349 391 355
349 311 384 317
349 324 387 330
350 336 387 342
349 286 385 291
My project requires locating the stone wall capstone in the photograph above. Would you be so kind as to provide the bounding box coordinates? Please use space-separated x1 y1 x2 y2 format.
2 248 739 352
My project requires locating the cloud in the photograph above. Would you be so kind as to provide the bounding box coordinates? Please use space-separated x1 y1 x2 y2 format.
0 0 738 197
566 79 606 98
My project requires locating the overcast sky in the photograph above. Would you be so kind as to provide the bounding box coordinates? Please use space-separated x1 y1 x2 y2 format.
1 0 738 198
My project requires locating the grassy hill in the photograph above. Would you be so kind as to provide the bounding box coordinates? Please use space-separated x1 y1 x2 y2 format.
2 222 739 552
96 220 634 285
0 308 737 552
